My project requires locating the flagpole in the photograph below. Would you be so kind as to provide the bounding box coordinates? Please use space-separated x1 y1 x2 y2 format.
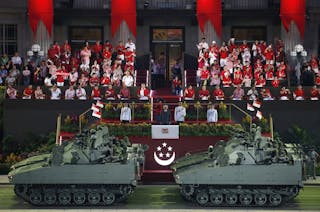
269 114 274 141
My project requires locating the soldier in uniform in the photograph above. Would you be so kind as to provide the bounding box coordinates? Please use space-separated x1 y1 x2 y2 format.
308 148 319 179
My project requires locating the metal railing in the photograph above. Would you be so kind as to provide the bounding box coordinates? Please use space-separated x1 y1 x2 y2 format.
137 0 195 9
72 0 110 9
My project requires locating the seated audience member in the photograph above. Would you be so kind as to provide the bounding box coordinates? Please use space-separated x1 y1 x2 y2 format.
199 85 210 100
118 84 130 100
231 85 245 100
50 84 61 100
261 88 274 100
105 84 116 100
76 84 87 100
279 86 291 100
65 85 75 100
213 85 225 100
174 101 186 124
137 83 149 100
6 84 17 99
120 102 131 123
100 72 111 87
89 73 100 87
315 73 320 86
69 67 78 86
221 67 232 87
200 66 210 86
79 73 89 87
272 76 280 88
243 75 252 88
310 85 319 100
91 85 101 100
90 60 100 77
122 71 134 87
22 65 31 86
232 66 243 87
293 85 305 100
159 104 171 125
56 65 68 87
207 104 218 123
5 72 17 86
255 74 266 88
184 85 195 100
172 75 182 96
34 86 46 99
22 85 34 99
247 86 259 100
44 74 53 87
276 62 286 79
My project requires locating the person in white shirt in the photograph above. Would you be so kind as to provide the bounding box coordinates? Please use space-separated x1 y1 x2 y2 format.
174 102 186 124
11 52 22 69
197 37 209 51
120 102 131 123
69 68 78 85
76 85 87 100
122 71 134 87
247 86 259 100
125 38 136 52
207 104 218 123
65 85 75 100
44 74 53 87
50 84 61 100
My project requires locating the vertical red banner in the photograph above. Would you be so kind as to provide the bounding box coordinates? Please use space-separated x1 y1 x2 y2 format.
111 0 137 37
196 0 222 38
28 0 53 38
280 0 306 39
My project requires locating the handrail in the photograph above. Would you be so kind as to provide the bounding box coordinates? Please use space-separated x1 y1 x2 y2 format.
79 108 91 134
230 103 252 130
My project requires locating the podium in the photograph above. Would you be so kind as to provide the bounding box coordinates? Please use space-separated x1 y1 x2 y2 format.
151 125 179 139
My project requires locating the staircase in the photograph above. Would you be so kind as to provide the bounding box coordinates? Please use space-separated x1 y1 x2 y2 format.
185 69 197 87
135 69 148 86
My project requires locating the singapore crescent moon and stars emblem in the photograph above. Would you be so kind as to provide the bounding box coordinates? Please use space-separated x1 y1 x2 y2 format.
154 142 175 166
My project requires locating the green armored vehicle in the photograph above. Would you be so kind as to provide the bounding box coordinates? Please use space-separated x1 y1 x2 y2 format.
8 125 147 206
171 125 303 207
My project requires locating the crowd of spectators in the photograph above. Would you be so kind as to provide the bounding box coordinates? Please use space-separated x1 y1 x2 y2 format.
193 37 320 100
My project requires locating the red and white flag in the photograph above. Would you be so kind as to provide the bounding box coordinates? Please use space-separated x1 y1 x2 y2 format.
96 100 104 108
92 110 101 119
253 100 262 108
91 103 100 112
256 110 263 120
247 103 255 112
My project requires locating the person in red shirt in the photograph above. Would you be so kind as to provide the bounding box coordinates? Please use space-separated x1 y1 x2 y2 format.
91 85 101 100
213 85 225 100
61 40 71 54
103 40 113 51
221 67 232 87
200 66 210 86
311 55 319 74
255 75 266 88
105 84 116 100
118 83 131 100
102 46 112 65
137 83 150 100
265 63 275 80
56 65 69 87
184 85 195 100
264 44 274 64
240 40 249 53
47 44 59 64
272 76 280 88
125 47 135 64
22 85 33 99
228 38 237 53
172 76 182 95
315 73 320 86
219 42 229 67
199 85 210 100
116 41 125 61
243 62 252 79
89 73 100 87
100 72 111 87
233 67 243 87
276 62 287 79
92 40 102 61
310 85 319 100
260 88 274 100
280 86 291 100
293 85 305 100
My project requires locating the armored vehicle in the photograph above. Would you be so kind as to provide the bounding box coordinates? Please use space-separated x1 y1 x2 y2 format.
8 125 147 206
171 125 303 207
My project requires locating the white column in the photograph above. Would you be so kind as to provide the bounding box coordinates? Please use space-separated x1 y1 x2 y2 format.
281 22 302 55
34 21 53 56
112 21 135 44
198 22 222 46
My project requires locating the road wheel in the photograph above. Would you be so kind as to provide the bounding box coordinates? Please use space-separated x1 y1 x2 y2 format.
88 192 101 205
44 191 56 205
225 193 238 205
239 193 253 206
102 191 116 205
73 191 86 205
210 192 223 205
58 191 71 205
29 190 42 205
196 191 209 206
254 193 267 206
269 193 282 206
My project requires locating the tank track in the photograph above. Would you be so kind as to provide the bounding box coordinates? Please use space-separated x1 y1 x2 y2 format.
13 184 134 206
180 184 300 207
